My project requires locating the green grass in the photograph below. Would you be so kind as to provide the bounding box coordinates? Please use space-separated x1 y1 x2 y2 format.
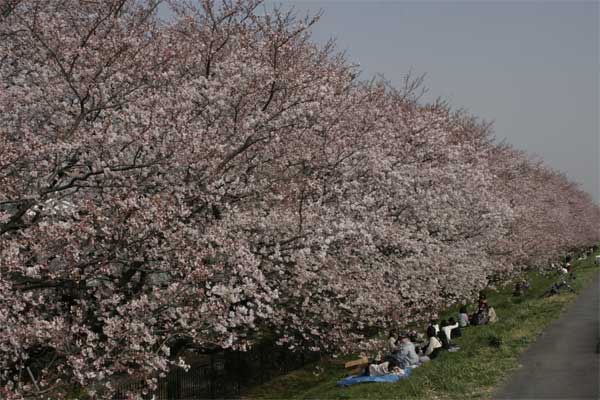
244 253 600 400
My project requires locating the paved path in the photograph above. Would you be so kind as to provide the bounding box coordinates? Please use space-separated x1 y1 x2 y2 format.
494 270 599 399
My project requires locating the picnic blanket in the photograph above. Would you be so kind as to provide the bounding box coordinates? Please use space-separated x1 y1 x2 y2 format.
336 368 412 387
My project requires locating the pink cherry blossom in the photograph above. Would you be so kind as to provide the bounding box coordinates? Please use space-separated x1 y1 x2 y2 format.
1 1 598 398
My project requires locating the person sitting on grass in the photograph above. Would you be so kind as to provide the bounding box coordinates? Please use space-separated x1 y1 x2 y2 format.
422 327 443 360
387 331 398 353
559 278 575 293
487 305 498 323
542 278 575 297
543 282 560 297
559 264 568 275
513 281 524 297
427 319 440 335
408 330 423 344
368 361 391 377
386 332 419 369
458 306 470 327
396 332 420 367
477 293 488 309
471 302 489 326
447 317 462 338
438 320 451 349
426 323 437 340
438 320 460 352
565 264 577 280
440 319 459 343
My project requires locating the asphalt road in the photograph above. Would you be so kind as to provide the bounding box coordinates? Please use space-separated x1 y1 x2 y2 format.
494 269 600 400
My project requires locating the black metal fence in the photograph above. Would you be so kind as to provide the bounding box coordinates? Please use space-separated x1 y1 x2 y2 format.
117 344 320 399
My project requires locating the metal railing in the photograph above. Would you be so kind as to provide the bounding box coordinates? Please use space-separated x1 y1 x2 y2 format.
116 344 320 399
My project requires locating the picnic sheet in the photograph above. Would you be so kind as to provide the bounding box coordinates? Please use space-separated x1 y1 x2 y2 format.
336 368 412 387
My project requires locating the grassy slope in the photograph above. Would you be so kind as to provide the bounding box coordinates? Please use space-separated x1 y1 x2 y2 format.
245 253 599 400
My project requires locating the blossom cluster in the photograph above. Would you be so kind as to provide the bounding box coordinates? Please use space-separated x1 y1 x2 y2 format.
1 0 598 398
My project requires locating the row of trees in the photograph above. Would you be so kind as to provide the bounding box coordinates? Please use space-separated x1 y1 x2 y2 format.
1 0 598 397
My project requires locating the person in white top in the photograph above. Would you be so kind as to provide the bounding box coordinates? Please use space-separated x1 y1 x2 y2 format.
488 306 498 323
424 329 442 359
387 332 398 353
458 306 470 327
369 361 390 377
559 266 568 275
441 320 459 342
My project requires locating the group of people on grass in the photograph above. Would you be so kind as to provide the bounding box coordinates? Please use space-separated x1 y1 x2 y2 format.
357 253 587 378
360 293 497 377
543 257 577 297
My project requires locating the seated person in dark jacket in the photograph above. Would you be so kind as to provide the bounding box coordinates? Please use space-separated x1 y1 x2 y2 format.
471 305 489 325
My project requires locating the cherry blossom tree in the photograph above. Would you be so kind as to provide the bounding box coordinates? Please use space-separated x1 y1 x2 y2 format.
1 0 598 398
486 144 599 272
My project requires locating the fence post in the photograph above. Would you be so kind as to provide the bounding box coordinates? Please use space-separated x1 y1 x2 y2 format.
259 346 264 384
166 369 177 400
281 348 287 373
236 351 241 395
210 354 215 399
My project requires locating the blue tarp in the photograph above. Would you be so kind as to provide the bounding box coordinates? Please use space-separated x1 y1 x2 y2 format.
336 368 412 387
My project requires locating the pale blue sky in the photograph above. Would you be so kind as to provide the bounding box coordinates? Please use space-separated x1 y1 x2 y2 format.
267 0 599 202
160 1 599 201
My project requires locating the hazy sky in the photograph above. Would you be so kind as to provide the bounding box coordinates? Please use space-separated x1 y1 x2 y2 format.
262 0 599 202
